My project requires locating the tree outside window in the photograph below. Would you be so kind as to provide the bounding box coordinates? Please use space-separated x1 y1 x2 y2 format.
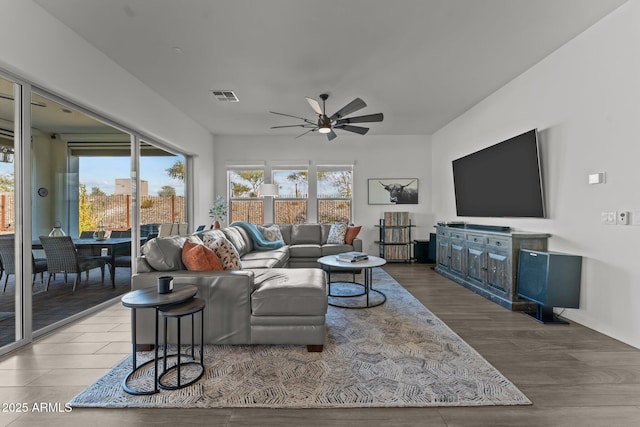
317 167 352 223
273 169 308 224
228 169 265 223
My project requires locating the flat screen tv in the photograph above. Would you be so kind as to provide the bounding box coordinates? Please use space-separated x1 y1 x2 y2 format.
452 129 545 218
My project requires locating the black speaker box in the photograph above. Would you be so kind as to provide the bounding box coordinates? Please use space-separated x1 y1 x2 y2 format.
517 249 582 324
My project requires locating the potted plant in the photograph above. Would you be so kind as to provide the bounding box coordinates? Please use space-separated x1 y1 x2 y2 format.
208 195 228 229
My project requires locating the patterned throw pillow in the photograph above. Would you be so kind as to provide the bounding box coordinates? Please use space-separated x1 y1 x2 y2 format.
326 223 348 244
257 224 284 242
182 241 223 271
345 225 362 244
202 236 241 270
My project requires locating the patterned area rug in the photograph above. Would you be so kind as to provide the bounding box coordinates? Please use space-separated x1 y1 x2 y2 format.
69 268 530 408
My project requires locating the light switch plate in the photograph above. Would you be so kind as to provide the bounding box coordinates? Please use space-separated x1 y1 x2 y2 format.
588 172 605 184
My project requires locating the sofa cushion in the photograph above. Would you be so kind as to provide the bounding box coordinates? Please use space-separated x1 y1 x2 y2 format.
197 229 226 242
326 223 348 244
182 241 223 271
240 258 282 269
291 224 321 244
289 244 322 258
141 235 200 271
223 226 253 256
276 224 292 244
321 224 332 244
345 225 362 244
321 243 355 256
241 248 289 268
251 268 327 316
204 236 242 270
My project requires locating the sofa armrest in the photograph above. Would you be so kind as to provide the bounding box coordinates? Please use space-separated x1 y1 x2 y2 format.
135 256 153 273
131 270 255 344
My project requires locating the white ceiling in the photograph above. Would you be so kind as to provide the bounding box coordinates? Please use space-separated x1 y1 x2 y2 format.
33 0 627 138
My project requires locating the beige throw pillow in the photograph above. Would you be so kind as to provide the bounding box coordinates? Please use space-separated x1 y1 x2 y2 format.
257 224 284 242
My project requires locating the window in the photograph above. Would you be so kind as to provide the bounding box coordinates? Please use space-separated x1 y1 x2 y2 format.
273 167 308 224
228 167 264 224
317 165 353 223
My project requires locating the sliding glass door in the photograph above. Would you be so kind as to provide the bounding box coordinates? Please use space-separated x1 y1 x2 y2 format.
29 91 134 337
0 74 191 355
0 76 19 349
139 141 186 237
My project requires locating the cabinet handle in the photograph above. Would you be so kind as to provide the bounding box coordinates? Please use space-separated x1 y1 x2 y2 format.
481 267 488 271
496 241 501 246
473 238 478 242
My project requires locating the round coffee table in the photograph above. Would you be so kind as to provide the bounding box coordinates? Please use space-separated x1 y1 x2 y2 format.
121 284 198 395
318 254 387 309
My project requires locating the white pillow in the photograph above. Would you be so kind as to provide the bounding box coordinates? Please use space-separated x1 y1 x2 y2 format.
326 223 348 244
257 224 284 242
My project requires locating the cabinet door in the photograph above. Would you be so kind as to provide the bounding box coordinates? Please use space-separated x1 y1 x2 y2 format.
487 250 511 296
437 237 450 269
450 239 465 275
466 245 486 287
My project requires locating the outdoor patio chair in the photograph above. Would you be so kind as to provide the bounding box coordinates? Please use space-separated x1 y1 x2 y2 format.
0 237 47 293
109 232 154 284
109 229 131 238
39 235 108 292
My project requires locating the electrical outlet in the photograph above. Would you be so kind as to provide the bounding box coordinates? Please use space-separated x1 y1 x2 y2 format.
617 211 630 225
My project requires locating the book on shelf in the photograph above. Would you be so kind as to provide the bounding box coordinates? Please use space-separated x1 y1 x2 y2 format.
383 245 409 260
382 211 410 226
336 251 369 263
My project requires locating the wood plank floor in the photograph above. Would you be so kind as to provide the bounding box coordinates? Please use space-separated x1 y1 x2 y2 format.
0 263 639 426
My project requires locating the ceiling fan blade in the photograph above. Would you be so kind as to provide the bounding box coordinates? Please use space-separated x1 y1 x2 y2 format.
270 111 315 125
295 129 316 139
305 97 323 115
270 124 308 129
326 130 338 141
329 98 366 121
335 113 384 125
336 124 369 135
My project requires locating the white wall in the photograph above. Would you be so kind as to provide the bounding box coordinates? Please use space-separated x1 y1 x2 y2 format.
0 0 215 227
432 1 640 348
214 134 432 254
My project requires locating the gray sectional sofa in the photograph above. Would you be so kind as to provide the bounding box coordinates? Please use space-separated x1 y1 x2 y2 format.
130 223 362 352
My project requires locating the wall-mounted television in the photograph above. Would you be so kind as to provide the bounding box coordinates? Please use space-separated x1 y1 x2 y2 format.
452 129 545 218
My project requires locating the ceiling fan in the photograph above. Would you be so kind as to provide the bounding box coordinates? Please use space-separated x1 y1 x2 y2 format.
270 93 383 141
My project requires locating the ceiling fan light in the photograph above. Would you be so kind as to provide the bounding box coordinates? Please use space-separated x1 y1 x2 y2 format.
318 126 331 134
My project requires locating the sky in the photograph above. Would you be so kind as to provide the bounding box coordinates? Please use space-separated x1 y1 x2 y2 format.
80 156 184 196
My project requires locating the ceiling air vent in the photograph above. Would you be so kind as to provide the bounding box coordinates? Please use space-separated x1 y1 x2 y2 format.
210 90 239 102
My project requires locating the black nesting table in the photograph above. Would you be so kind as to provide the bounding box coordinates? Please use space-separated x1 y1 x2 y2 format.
318 254 387 309
121 285 198 395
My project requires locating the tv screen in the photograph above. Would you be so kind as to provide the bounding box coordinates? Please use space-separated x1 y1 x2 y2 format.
452 129 545 218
